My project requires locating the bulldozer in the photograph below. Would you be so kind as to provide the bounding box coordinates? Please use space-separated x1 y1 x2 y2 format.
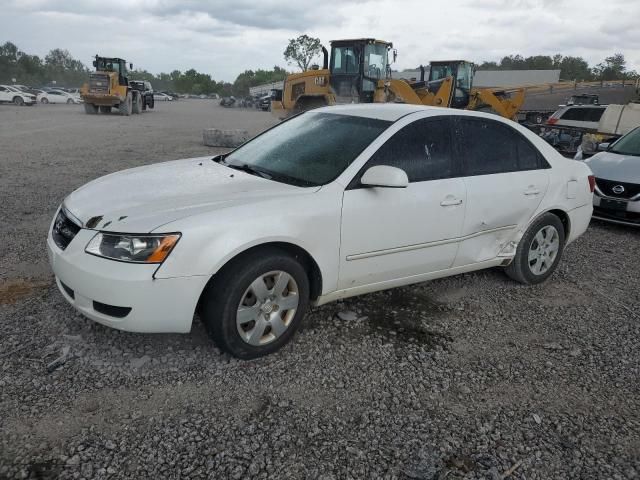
270 38 525 120
80 55 144 115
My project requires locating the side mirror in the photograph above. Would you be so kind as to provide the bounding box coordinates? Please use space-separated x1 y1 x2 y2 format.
360 165 408 188
92 60 97 67
129 63 133 70
393 49 398 64
597 142 610 152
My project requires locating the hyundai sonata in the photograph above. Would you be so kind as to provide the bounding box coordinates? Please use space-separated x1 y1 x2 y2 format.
48 104 594 358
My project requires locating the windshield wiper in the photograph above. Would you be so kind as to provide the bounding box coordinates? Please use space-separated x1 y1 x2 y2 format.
224 162 272 180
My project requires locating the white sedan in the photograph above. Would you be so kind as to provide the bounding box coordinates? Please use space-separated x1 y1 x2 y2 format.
38 90 80 104
153 92 172 101
47 104 594 359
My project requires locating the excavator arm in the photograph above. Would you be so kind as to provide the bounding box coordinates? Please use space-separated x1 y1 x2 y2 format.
374 77 455 108
467 88 526 121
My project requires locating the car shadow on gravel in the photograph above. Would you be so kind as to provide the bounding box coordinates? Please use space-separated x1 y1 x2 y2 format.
332 287 455 351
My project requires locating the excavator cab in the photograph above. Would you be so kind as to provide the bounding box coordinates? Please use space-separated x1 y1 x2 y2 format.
93 56 131 85
329 39 393 104
427 61 474 109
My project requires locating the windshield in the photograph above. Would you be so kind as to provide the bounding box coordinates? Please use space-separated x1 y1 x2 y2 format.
363 43 389 92
331 46 360 74
224 112 391 187
610 127 640 156
96 59 122 73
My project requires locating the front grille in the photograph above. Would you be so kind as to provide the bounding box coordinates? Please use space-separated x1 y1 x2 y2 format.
595 178 640 200
52 209 80 250
89 73 109 94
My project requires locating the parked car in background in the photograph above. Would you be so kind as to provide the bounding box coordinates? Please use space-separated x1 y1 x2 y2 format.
12 84 42 97
37 89 81 104
584 126 640 225
153 92 173 102
258 94 271 111
130 81 155 110
546 105 607 130
566 94 600 106
0 85 37 105
47 104 594 359
540 105 609 155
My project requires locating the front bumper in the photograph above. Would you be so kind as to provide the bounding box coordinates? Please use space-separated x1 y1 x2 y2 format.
81 94 122 106
47 228 209 333
592 194 640 226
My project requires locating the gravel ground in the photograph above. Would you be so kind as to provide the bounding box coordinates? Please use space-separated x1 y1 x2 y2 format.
1 100 639 479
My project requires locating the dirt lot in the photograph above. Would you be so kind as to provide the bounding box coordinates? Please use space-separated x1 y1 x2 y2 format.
1 100 639 479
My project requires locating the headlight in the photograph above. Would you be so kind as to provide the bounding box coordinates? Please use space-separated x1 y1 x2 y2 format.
85 233 180 263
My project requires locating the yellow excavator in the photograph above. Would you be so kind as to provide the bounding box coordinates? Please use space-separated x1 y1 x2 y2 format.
271 38 525 120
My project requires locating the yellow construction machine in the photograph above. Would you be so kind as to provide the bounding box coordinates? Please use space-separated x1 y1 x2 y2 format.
271 38 525 120
80 55 144 115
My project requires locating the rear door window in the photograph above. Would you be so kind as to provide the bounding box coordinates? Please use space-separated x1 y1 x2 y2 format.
456 117 547 174
560 107 605 122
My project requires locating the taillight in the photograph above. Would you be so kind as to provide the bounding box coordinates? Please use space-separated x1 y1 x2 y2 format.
547 117 558 125
588 175 595 193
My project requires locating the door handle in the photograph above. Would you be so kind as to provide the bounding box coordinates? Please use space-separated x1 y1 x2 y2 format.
524 187 541 196
440 198 463 206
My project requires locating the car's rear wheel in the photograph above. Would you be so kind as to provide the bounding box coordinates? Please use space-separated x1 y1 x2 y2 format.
505 213 565 285
201 249 310 359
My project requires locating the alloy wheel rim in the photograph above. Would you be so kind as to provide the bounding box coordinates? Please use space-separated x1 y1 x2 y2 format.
528 225 560 275
236 270 299 346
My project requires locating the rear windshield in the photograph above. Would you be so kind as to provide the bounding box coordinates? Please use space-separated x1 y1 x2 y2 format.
224 112 391 186
610 127 640 156
560 107 605 122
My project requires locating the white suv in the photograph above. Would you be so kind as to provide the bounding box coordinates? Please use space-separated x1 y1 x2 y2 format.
0 85 37 105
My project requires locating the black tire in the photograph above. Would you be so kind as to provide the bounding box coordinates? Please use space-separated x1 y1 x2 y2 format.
66 98 74 104
132 92 142 114
505 213 565 285
84 103 98 114
41 98 49 104
200 248 310 359
13 96 24 106
99 106 111 114
118 93 132 116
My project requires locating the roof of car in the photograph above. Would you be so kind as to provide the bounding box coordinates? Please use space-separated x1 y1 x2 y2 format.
313 103 430 121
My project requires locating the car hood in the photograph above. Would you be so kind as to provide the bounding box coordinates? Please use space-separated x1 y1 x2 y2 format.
584 151 640 183
64 157 317 233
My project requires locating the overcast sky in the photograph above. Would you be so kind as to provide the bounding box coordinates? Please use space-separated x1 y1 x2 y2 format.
2 0 639 82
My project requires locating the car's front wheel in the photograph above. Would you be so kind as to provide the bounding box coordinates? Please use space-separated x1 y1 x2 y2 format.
505 213 565 285
201 249 310 359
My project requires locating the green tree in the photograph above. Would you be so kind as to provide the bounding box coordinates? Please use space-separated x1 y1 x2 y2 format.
232 66 288 96
593 53 627 80
283 34 322 72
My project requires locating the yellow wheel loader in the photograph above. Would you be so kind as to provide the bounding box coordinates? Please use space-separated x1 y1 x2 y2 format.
80 55 144 116
271 39 525 121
